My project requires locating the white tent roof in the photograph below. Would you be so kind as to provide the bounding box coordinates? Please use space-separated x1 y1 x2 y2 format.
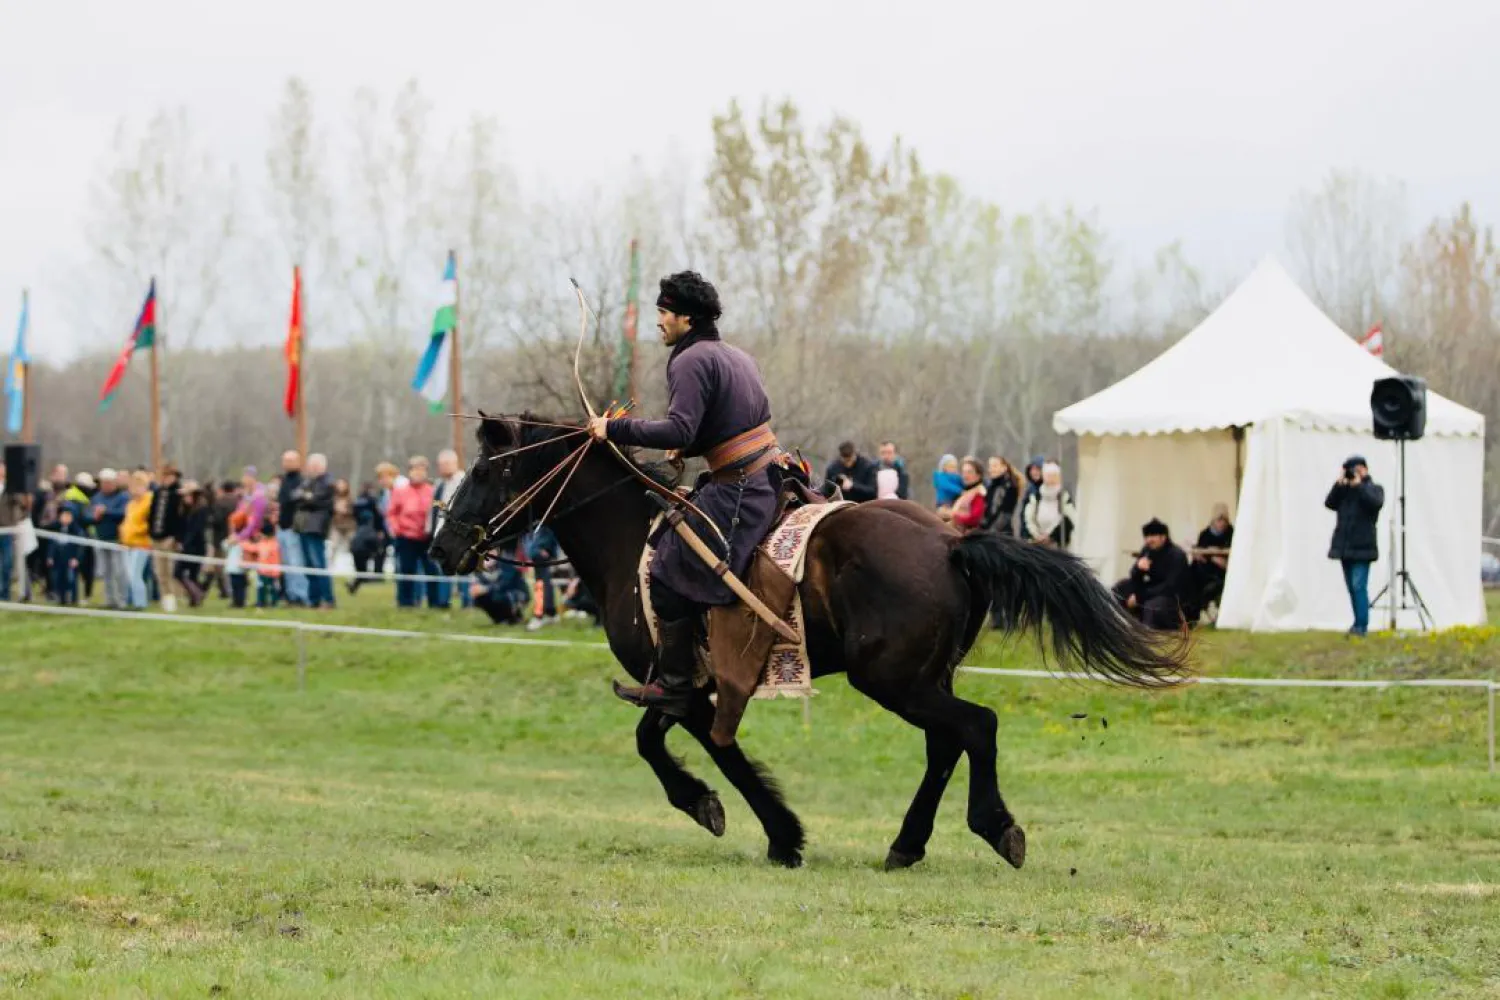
1054 257 1484 438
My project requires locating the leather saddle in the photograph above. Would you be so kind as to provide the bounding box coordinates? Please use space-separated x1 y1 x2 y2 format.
769 453 841 519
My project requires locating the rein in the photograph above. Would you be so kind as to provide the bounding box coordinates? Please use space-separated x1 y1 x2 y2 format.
481 470 642 568
442 434 656 572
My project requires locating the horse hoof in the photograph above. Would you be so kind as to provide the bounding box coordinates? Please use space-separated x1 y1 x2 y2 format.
693 794 726 837
884 847 924 871
768 843 803 869
999 825 1026 869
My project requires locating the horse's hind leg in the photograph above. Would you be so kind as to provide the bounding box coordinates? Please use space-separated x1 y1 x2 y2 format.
884 727 963 870
635 707 725 837
912 686 1025 869
854 677 1025 870
680 697 807 869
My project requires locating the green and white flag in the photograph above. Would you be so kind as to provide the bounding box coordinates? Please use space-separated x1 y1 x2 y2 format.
412 251 457 413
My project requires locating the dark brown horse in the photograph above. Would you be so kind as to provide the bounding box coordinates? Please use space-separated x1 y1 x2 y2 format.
430 415 1188 870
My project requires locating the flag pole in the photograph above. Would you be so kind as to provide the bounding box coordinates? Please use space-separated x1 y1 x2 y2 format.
296 266 309 458
149 278 162 472
20 362 33 444
627 238 639 406
19 289 35 444
449 249 465 465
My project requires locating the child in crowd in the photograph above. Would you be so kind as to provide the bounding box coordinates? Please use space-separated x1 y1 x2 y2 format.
932 454 963 517
225 510 250 608
47 507 84 605
245 525 282 608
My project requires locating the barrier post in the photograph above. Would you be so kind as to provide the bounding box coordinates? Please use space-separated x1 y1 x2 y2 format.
1488 681 1495 775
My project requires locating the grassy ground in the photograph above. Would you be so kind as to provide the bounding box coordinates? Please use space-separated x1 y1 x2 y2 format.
1 589 1497 998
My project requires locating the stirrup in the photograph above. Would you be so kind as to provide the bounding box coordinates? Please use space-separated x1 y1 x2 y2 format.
611 678 691 716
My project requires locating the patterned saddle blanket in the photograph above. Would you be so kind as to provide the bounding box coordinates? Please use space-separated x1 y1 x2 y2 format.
639 500 853 698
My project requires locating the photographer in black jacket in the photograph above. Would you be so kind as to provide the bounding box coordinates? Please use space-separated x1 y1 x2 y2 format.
1325 455 1384 637
824 442 878 503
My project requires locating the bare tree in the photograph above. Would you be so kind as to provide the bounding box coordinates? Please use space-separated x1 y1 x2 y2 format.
1287 168 1408 335
83 108 239 470
1395 203 1500 531
341 81 444 475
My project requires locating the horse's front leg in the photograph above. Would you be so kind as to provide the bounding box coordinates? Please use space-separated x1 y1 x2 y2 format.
634 707 725 837
680 696 807 868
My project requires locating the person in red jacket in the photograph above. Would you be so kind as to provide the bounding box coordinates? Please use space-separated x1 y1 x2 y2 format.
947 457 988 533
386 456 435 608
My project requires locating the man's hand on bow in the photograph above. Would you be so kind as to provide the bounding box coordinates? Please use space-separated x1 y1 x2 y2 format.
587 416 610 443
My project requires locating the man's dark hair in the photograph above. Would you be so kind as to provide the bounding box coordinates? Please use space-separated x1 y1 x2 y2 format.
881 441 897 450
838 441 857 459
657 271 722 323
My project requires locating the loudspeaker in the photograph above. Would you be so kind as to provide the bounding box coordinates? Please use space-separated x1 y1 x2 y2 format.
4 443 41 495
1371 376 1427 441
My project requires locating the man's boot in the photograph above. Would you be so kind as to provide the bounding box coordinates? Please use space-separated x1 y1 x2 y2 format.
613 617 697 718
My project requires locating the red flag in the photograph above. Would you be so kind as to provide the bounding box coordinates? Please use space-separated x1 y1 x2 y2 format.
1358 322 1384 358
99 279 157 409
283 267 302 417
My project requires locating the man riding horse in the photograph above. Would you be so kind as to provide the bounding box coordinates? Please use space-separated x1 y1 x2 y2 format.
586 270 780 718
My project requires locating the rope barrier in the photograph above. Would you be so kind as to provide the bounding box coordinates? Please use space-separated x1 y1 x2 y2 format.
3 601 1492 772
0 601 608 650
0 524 492 584
964 665 1496 690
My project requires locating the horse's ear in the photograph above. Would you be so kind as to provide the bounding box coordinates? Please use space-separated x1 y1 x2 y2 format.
477 412 517 451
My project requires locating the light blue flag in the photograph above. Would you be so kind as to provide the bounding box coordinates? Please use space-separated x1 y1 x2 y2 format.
4 291 28 435
412 252 458 414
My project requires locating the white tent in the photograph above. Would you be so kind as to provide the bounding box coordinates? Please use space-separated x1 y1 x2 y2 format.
1053 257 1486 631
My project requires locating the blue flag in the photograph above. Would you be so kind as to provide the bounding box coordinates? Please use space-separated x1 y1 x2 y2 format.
4 291 27 435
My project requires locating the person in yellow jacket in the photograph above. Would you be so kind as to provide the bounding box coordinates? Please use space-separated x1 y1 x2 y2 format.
119 471 154 609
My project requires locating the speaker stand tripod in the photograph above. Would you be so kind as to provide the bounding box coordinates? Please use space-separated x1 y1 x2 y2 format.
1369 438 1434 632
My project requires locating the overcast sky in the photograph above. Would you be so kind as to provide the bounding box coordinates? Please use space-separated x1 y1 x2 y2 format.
4 0 1498 360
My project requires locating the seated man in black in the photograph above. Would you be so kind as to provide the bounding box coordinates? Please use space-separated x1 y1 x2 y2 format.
823 442 878 503
1192 502 1234 609
469 557 531 626
1112 518 1192 630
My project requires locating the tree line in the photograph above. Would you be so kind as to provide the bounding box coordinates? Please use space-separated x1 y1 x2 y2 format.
15 81 1500 530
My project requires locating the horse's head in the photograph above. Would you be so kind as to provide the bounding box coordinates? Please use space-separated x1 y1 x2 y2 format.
427 413 586 576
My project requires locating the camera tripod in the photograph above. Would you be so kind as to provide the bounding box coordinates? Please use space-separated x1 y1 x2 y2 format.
1369 438 1433 631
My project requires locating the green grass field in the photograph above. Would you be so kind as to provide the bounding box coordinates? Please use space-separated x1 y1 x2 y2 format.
2 590 1498 998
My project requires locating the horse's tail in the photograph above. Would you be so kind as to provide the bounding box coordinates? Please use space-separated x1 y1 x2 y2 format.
950 532 1190 688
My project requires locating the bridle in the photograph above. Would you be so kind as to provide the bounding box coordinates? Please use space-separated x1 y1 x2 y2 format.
438 426 664 574
449 468 641 571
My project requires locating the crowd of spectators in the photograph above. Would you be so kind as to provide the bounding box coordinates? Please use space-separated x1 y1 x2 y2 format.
0 452 591 630
4 440 1245 635
823 441 1078 544
821 440 1235 631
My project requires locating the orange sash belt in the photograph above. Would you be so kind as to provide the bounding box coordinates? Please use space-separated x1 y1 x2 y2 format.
704 423 778 474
